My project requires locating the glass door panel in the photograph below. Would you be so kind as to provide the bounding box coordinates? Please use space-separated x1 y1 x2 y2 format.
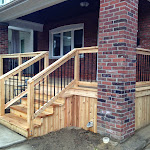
63 31 71 55
53 33 61 56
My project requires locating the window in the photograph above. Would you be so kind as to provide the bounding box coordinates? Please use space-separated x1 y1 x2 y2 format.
49 24 84 59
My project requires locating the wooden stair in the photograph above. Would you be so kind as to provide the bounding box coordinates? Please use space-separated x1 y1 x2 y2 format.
0 94 65 137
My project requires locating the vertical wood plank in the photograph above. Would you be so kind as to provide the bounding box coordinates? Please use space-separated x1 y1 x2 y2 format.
27 81 34 136
74 51 80 87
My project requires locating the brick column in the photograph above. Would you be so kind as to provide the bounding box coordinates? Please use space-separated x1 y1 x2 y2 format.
97 0 138 141
0 23 8 54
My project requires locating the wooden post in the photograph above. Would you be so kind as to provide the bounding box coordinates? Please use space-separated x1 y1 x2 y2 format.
44 53 49 85
18 54 22 81
44 52 49 69
0 78 5 116
74 51 80 87
27 81 34 136
0 56 3 76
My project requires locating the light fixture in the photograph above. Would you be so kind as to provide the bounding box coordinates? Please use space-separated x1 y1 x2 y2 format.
80 1 89 7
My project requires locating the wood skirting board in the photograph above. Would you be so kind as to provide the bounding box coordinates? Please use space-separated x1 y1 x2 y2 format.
33 95 97 137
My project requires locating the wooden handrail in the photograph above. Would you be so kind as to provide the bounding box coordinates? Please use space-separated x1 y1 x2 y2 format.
136 48 150 55
0 51 48 80
0 51 43 58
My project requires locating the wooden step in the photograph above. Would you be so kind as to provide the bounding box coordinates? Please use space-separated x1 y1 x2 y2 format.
10 105 53 125
0 113 29 137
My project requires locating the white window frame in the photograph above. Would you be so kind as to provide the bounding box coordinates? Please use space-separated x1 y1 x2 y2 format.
49 23 84 59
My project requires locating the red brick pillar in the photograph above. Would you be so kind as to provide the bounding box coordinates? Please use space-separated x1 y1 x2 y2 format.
0 23 8 54
97 0 138 141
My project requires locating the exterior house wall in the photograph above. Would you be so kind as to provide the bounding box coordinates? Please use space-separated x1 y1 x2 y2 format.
37 11 99 52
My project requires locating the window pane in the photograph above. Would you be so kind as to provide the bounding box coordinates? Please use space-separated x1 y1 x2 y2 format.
53 33 61 56
63 31 71 55
74 29 83 48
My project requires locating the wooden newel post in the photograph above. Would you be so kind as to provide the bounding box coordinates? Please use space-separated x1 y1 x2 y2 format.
18 54 22 81
0 56 3 76
27 81 34 136
44 52 49 69
0 78 5 116
74 51 80 87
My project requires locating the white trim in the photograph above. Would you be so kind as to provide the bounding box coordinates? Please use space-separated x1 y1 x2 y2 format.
0 0 67 22
50 23 84 34
8 19 43 32
49 23 84 59
8 26 32 32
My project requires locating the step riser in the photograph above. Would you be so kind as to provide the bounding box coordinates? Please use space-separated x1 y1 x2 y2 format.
0 119 28 137
10 109 42 125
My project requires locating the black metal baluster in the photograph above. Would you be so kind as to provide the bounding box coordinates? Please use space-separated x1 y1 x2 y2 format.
67 61 69 84
28 57 30 79
17 74 19 96
21 71 23 93
91 53 93 82
43 78 44 105
47 76 48 102
11 58 13 70
5 80 7 104
39 81 40 109
58 68 59 93
50 73 52 99
61 66 63 90
84 53 85 81
96 53 97 81
71 58 73 81
54 71 56 96
64 63 65 88
13 76 14 98
87 53 89 81
34 85 36 113
80 55 81 81
9 78 10 101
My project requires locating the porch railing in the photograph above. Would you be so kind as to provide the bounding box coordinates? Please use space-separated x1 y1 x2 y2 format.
0 51 49 115
0 46 98 136
136 48 150 83
0 52 43 77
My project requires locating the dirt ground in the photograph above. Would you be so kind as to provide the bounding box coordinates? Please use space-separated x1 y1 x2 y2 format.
5 127 119 150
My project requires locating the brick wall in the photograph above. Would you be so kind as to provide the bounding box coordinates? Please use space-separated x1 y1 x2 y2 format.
0 23 8 54
37 11 99 51
98 0 138 141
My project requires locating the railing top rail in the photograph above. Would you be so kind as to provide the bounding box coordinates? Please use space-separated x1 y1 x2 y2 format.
28 46 98 85
136 48 150 54
0 51 48 80
0 51 47 58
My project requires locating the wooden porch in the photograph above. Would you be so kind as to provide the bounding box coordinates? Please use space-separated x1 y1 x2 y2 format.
0 46 98 137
